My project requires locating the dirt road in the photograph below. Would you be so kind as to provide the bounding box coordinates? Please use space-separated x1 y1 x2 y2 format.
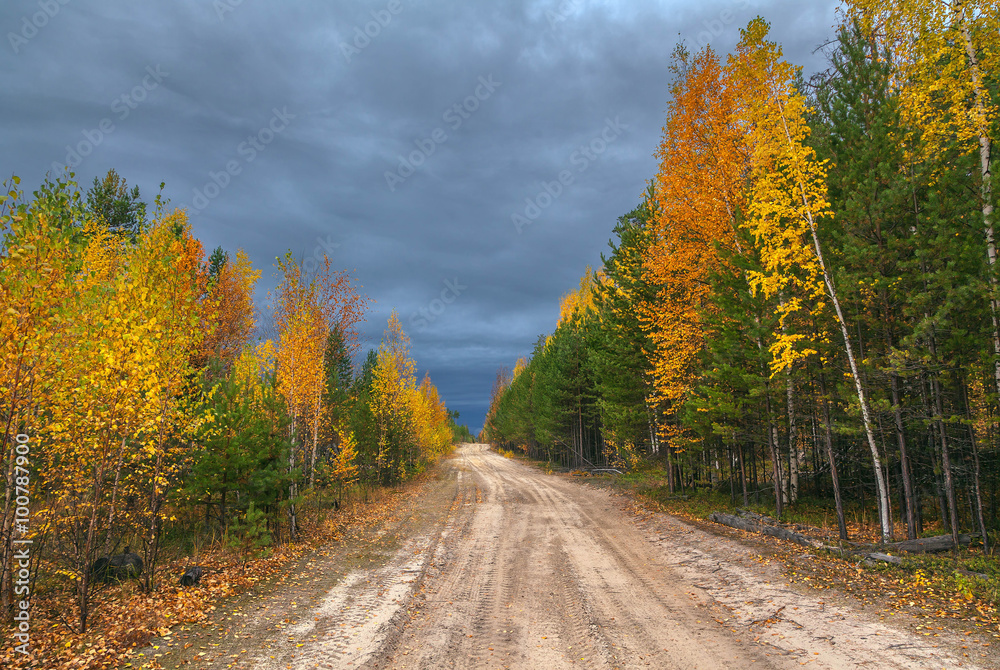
150 444 984 669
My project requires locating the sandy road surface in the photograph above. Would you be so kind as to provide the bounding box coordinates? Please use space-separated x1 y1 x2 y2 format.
152 444 984 669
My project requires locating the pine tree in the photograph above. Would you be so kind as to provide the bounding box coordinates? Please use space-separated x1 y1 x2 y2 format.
85 168 146 240
592 191 659 460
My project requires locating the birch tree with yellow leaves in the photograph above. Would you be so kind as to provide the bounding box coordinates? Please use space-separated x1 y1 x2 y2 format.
361 312 454 484
413 373 452 462
273 256 323 538
2 186 209 630
0 177 83 619
847 0 1000 396
370 311 418 484
733 19 892 541
273 253 368 537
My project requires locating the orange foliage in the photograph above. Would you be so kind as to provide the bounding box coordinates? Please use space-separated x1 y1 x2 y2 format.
642 46 751 409
199 249 260 372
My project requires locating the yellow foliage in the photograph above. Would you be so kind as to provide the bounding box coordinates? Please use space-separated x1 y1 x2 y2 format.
1 209 81 447
274 255 327 426
326 423 359 488
231 339 278 409
370 312 453 479
4 204 209 587
512 357 528 378
272 251 368 473
731 18 831 375
846 0 999 163
557 266 602 328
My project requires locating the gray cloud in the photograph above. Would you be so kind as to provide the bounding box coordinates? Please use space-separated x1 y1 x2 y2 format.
0 0 840 433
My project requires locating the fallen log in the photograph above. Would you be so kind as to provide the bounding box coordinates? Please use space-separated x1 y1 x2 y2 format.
735 509 779 526
886 534 971 554
736 509 825 534
708 512 821 548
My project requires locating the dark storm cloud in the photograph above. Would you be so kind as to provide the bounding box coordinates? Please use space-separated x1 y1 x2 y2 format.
1 0 841 433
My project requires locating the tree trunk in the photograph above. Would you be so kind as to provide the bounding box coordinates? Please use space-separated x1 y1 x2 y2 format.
927 347 959 548
309 408 320 490
786 366 799 505
737 440 749 507
956 4 1000 399
811 236 891 542
765 392 784 518
779 102 892 542
0 433 18 620
778 293 798 505
962 381 991 554
708 511 821 548
101 435 129 558
288 417 298 542
819 369 848 541
928 425 950 535
646 401 660 456
143 449 165 594
890 372 917 540
665 441 675 494
889 533 971 554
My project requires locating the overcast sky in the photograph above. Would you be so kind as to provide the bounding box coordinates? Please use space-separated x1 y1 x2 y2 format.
1 0 841 433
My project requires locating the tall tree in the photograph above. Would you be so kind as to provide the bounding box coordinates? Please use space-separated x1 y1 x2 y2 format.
592 191 659 458
0 176 83 618
273 253 368 533
847 0 1000 395
811 21 922 538
733 18 893 540
371 312 415 483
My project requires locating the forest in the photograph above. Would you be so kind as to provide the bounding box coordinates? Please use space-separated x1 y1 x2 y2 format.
4 0 1000 665
484 5 1000 549
0 168 460 635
